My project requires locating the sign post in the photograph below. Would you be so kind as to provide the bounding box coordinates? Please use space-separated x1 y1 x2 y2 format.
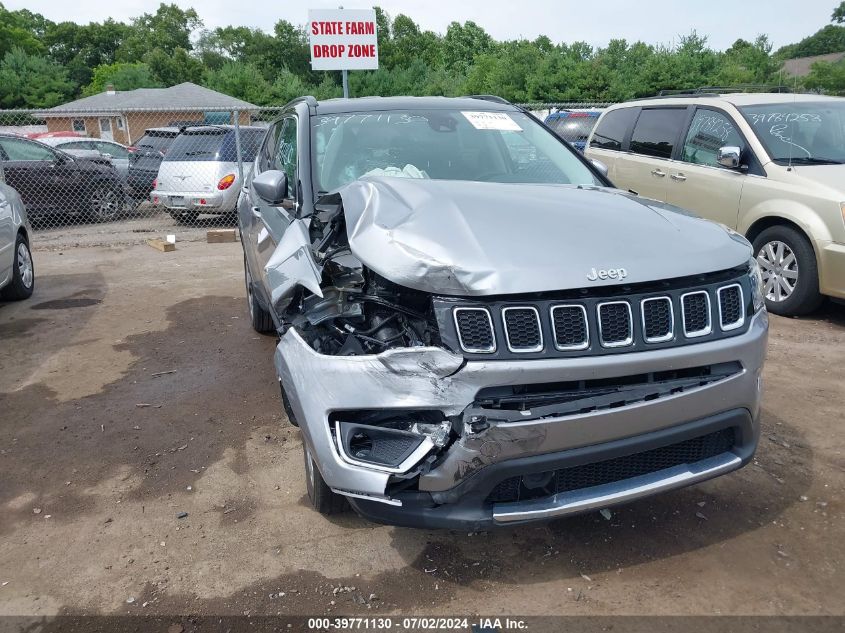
308 8 379 99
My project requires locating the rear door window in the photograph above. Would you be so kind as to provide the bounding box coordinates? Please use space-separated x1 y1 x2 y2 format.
590 108 638 151
630 108 688 159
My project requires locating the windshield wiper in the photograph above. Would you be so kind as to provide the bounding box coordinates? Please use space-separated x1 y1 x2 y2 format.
774 157 844 165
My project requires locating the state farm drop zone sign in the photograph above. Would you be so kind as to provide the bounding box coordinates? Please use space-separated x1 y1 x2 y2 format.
308 8 379 71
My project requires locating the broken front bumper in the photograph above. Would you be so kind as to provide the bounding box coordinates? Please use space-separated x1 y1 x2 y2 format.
276 310 768 528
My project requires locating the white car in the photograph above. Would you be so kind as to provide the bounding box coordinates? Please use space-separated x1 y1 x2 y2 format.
0 175 34 301
152 125 265 224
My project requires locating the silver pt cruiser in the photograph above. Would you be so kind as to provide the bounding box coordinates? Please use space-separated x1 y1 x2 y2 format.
238 96 768 529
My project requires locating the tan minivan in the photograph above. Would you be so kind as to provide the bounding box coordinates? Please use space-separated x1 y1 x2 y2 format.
585 93 845 316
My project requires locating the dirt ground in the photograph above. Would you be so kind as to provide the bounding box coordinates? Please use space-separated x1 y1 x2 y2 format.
0 241 843 621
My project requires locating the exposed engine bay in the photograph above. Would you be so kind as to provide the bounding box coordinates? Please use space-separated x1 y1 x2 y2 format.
282 194 442 357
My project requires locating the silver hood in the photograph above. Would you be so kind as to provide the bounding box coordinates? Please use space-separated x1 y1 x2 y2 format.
338 177 751 296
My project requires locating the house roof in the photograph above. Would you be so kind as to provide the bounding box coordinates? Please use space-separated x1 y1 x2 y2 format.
42 82 259 116
781 52 845 77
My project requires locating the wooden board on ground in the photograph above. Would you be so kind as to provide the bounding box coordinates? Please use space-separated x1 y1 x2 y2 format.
207 229 238 243
147 238 176 252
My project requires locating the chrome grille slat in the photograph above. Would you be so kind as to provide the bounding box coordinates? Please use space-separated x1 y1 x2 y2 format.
502 306 543 353
641 296 674 343
597 301 633 348
681 291 712 338
453 307 496 353
717 284 745 331
550 304 589 351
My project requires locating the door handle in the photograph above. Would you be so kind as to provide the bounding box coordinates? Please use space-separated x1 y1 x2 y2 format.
251 206 261 218
670 173 687 182
651 169 666 177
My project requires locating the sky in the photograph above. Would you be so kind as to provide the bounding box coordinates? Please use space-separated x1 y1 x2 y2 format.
6 0 840 51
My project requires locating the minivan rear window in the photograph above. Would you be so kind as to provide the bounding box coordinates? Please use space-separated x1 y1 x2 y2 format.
590 108 638 151
630 108 688 159
163 128 265 162
135 133 176 153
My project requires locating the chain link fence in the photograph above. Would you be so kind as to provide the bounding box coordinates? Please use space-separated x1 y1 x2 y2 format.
0 102 613 248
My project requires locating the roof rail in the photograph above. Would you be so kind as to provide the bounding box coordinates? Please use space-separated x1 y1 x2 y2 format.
286 95 318 108
465 95 513 105
642 85 793 100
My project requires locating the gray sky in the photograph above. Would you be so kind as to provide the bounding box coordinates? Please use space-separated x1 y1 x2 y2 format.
7 0 839 51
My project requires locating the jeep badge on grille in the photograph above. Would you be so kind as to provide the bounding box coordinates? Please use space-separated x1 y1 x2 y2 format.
587 267 628 281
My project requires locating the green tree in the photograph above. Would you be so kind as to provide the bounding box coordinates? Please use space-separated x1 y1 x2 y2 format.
83 62 161 95
804 57 845 94
443 21 494 72
0 46 73 107
145 47 203 86
833 1 845 23
118 3 202 62
776 24 845 58
203 61 271 104
0 3 51 57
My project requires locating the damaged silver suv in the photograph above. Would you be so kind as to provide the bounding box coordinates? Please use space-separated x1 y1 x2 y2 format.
238 96 768 529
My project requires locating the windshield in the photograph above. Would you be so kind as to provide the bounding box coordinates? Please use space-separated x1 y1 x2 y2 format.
740 101 845 164
312 109 602 192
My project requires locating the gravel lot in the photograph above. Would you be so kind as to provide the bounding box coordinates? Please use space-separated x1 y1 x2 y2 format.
0 241 842 621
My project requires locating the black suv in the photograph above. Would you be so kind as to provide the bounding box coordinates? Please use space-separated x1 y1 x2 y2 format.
0 134 125 222
126 127 180 201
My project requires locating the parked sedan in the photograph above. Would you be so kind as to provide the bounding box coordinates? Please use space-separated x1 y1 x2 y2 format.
0 134 125 223
0 178 34 300
38 137 131 179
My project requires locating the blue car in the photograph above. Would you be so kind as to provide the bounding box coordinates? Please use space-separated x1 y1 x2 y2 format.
544 110 602 152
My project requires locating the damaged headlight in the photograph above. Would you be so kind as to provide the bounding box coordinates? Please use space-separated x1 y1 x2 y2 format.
748 257 765 313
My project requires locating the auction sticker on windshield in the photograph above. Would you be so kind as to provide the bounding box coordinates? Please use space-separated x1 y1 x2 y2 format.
461 111 523 131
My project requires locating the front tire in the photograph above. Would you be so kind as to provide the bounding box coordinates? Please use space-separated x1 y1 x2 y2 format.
303 440 348 515
88 184 122 222
752 225 823 316
1 234 34 301
243 253 274 333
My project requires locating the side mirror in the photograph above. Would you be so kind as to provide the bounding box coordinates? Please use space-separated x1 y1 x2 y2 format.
717 146 742 169
253 169 288 205
590 158 609 178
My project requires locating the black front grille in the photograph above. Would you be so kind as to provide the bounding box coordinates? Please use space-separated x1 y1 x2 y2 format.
487 427 736 504
642 297 672 341
436 267 752 360
455 308 494 352
551 305 588 349
598 302 631 346
683 292 710 335
719 285 743 328
503 307 542 351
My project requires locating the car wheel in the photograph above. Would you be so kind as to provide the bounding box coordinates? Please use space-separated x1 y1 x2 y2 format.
88 184 122 222
752 225 823 316
303 440 348 515
244 253 274 333
1 234 35 301
169 210 200 226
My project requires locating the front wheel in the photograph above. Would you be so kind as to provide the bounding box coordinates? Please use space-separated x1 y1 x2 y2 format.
752 225 823 316
88 184 122 222
303 440 348 515
243 253 274 333
1 234 34 301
